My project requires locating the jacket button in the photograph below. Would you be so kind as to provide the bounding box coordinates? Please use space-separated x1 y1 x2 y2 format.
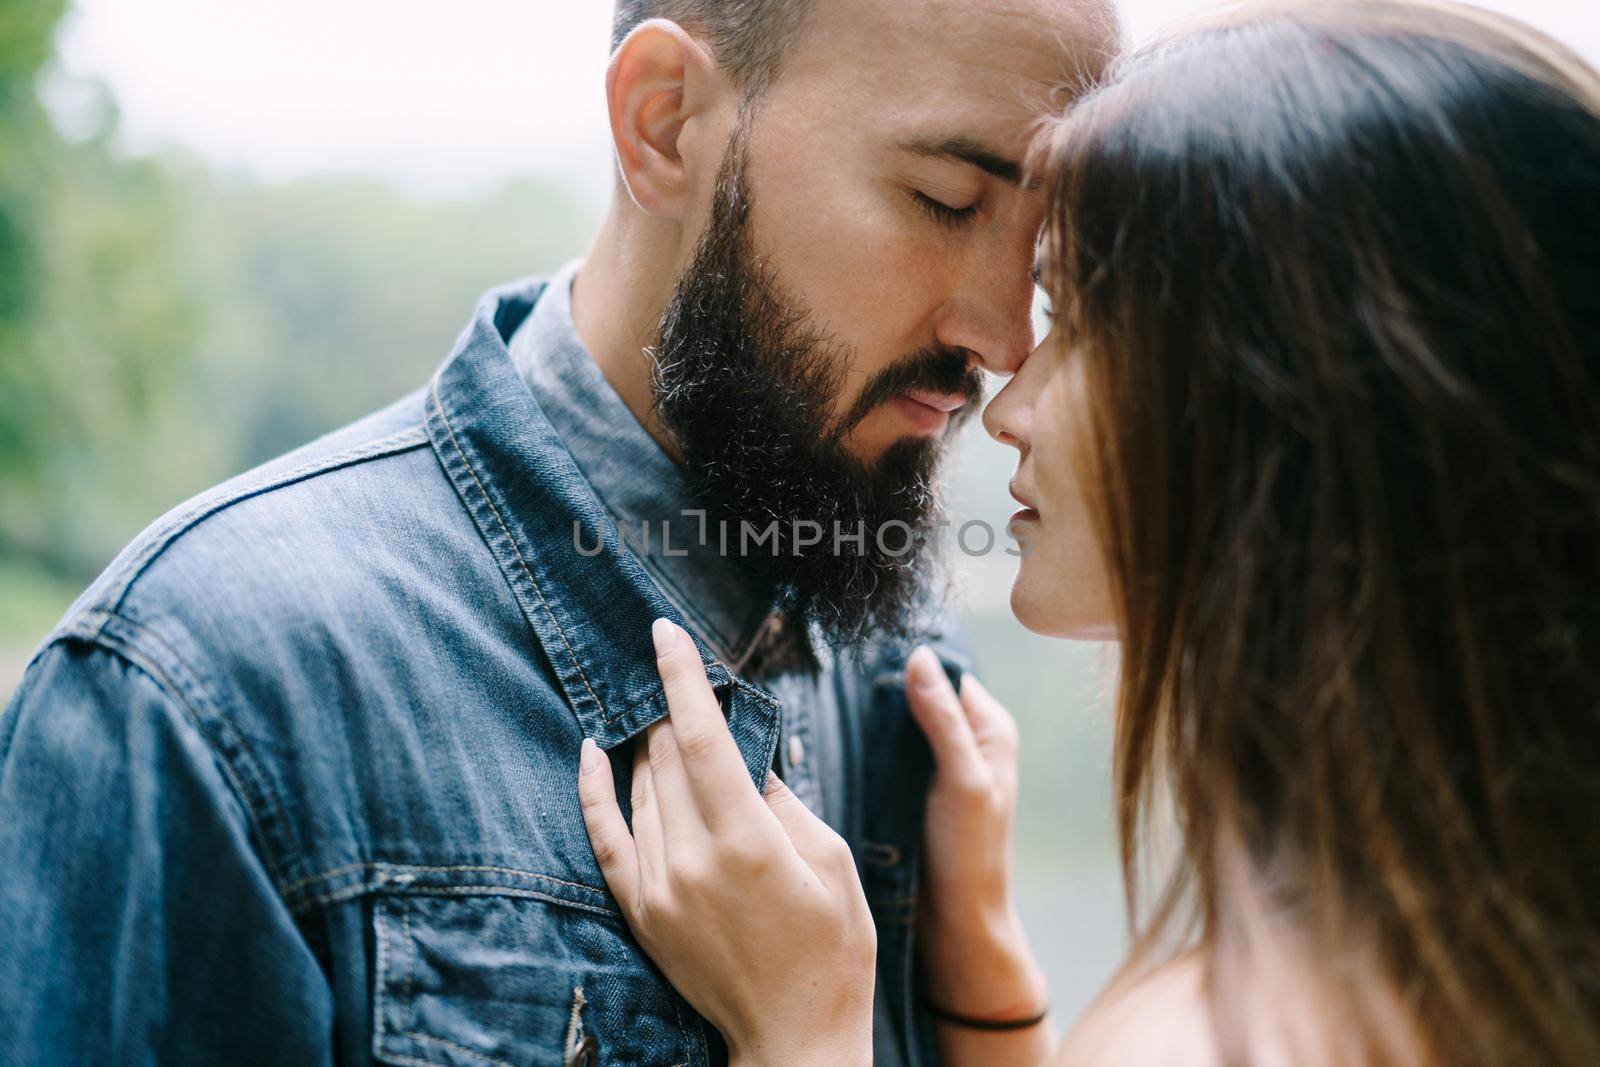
566 1034 599 1067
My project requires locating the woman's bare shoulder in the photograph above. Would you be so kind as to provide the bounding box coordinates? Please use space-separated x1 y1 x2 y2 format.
1052 954 1221 1067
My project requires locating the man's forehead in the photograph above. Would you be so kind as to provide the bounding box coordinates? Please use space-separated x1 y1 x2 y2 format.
799 0 1096 148
812 0 1093 82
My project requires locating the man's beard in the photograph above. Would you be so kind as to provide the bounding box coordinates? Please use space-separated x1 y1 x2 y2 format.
650 125 982 646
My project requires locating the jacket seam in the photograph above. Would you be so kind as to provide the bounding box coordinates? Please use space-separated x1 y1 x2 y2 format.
620 676 781 727
281 861 610 902
373 894 394 1062
629 546 766 667
398 1030 516 1067
294 883 621 920
669 993 696 1067
39 621 297 893
99 424 431 625
94 610 304 882
427 377 605 717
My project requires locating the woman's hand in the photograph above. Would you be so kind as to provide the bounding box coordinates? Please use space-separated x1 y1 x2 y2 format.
577 618 876 1067
905 647 1053 1057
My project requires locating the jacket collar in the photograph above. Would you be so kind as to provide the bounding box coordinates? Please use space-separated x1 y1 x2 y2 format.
423 281 779 780
506 260 777 669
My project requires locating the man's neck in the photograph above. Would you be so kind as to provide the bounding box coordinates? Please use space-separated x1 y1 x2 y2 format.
570 205 686 463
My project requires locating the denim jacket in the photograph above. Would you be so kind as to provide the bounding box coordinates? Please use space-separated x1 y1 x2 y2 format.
0 280 964 1066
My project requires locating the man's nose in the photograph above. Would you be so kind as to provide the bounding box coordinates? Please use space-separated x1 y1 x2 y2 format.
932 256 1037 378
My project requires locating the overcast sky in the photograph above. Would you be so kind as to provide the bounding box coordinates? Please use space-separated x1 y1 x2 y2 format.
49 0 1600 203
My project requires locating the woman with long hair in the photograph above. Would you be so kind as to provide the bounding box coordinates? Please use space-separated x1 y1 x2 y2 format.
576 3 1600 1063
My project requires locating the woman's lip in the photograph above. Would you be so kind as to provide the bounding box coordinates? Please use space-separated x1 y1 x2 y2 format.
1007 507 1039 537
893 394 953 434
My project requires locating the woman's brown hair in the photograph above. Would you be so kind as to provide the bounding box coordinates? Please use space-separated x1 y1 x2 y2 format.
1040 2 1600 1062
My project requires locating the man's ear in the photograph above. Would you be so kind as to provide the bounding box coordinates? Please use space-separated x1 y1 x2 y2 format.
606 19 730 219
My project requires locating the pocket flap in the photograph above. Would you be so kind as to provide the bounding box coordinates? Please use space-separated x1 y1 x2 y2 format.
372 886 699 1067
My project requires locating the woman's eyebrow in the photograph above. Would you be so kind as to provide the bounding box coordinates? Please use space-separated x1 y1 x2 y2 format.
897 135 1025 187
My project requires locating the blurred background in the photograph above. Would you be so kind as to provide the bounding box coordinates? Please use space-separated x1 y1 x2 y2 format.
2 0 1596 1024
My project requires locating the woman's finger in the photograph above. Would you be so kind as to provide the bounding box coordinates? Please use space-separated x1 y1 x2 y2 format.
630 735 667 879
905 646 988 790
763 775 859 890
578 738 641 911
645 719 706 841
762 774 835 850
959 672 1020 762
651 618 769 830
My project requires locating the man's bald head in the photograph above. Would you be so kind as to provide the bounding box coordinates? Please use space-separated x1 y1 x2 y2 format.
612 0 814 98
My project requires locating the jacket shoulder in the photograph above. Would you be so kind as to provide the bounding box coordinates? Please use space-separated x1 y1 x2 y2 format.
45 388 457 659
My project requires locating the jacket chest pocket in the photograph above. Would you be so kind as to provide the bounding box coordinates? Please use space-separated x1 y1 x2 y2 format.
372 889 702 1067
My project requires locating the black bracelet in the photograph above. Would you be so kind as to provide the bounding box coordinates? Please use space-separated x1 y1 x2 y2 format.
923 999 1050 1032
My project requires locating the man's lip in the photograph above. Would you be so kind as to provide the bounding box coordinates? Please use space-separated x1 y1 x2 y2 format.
1008 478 1039 510
892 394 952 434
903 389 970 414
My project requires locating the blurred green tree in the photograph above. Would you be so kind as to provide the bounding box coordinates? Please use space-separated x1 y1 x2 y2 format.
0 4 594 590
1 0 205 580
0 0 69 494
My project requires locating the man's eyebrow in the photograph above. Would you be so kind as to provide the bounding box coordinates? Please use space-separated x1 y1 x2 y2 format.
898 136 1026 187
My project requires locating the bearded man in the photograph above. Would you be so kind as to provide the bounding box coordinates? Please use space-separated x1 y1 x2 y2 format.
0 1 1117 1063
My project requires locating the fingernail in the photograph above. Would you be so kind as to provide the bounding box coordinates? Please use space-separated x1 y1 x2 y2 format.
651 617 680 659
580 737 602 776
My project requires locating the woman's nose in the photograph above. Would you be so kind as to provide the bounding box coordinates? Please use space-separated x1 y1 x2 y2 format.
983 341 1045 449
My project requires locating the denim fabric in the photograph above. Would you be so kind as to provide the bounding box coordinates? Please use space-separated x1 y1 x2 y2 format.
507 260 775 671
0 279 968 1066
506 261 841 826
